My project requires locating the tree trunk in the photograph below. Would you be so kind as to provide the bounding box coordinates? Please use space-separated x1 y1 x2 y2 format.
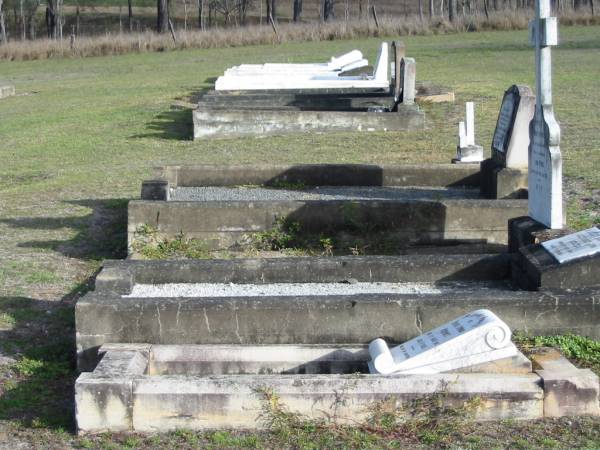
157 0 168 32
293 0 302 21
591 0 595 15
323 0 334 20
270 0 276 21
418 0 423 19
429 0 434 16
197 0 203 29
448 0 454 21
0 0 6 44
483 0 489 18
156 0 169 33
19 0 25 40
46 0 56 38
128 0 133 31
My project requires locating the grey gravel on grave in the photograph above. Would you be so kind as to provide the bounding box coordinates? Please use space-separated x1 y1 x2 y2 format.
124 281 504 298
170 186 481 202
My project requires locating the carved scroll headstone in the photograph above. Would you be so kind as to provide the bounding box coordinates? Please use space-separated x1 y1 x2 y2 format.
368 309 517 375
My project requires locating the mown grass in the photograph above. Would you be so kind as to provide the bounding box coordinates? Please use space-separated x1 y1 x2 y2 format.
0 26 599 448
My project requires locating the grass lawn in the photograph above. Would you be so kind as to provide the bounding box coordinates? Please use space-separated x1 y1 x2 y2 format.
0 25 599 448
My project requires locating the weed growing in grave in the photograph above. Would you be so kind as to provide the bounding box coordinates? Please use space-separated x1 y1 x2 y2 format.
366 391 482 445
515 333 600 374
320 237 334 256
132 226 211 259
252 217 301 251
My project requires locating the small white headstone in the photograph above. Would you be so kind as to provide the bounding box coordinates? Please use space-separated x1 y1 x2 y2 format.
368 309 517 375
542 227 600 264
528 0 563 229
454 102 483 163
492 85 535 168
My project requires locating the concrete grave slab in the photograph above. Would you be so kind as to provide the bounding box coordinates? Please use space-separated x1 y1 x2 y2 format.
193 104 424 139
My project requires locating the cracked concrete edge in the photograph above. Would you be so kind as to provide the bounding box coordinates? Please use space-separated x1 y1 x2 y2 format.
531 347 600 417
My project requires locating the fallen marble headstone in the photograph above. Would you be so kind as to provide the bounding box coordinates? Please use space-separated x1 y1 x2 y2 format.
215 42 389 91
368 309 517 374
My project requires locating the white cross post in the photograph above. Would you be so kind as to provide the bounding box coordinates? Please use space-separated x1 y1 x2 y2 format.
527 0 563 229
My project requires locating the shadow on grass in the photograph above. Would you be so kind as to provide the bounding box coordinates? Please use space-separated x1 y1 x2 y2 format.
132 105 194 141
0 199 128 431
0 199 128 261
0 291 83 431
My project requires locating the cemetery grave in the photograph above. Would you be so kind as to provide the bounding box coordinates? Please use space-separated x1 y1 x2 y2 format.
194 41 432 139
73 2 600 435
0 83 15 99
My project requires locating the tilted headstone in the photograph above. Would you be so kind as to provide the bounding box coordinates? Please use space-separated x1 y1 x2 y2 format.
492 85 536 169
368 309 517 375
454 102 483 163
542 226 600 264
528 0 563 229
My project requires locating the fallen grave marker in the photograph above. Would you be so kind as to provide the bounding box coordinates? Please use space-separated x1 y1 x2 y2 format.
368 309 517 375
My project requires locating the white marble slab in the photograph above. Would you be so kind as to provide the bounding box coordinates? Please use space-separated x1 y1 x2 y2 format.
227 49 364 73
541 227 600 264
215 43 389 91
368 309 517 375
225 59 369 76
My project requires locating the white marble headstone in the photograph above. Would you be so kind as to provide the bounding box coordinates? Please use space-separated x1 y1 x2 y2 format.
368 309 517 375
527 0 563 229
492 85 535 168
455 102 483 163
542 227 600 264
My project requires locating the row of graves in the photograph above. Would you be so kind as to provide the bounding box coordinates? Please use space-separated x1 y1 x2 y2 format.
192 41 453 139
75 1 600 434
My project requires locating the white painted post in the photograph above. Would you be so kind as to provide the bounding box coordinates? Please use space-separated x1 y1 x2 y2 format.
528 0 563 229
465 101 475 146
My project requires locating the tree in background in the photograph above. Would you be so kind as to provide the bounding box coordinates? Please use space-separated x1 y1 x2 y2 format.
265 0 276 22
292 0 302 21
157 0 169 32
0 0 6 43
323 0 334 20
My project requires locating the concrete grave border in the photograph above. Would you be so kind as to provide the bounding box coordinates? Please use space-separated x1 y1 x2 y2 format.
76 343 598 433
76 256 600 370
131 163 527 251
